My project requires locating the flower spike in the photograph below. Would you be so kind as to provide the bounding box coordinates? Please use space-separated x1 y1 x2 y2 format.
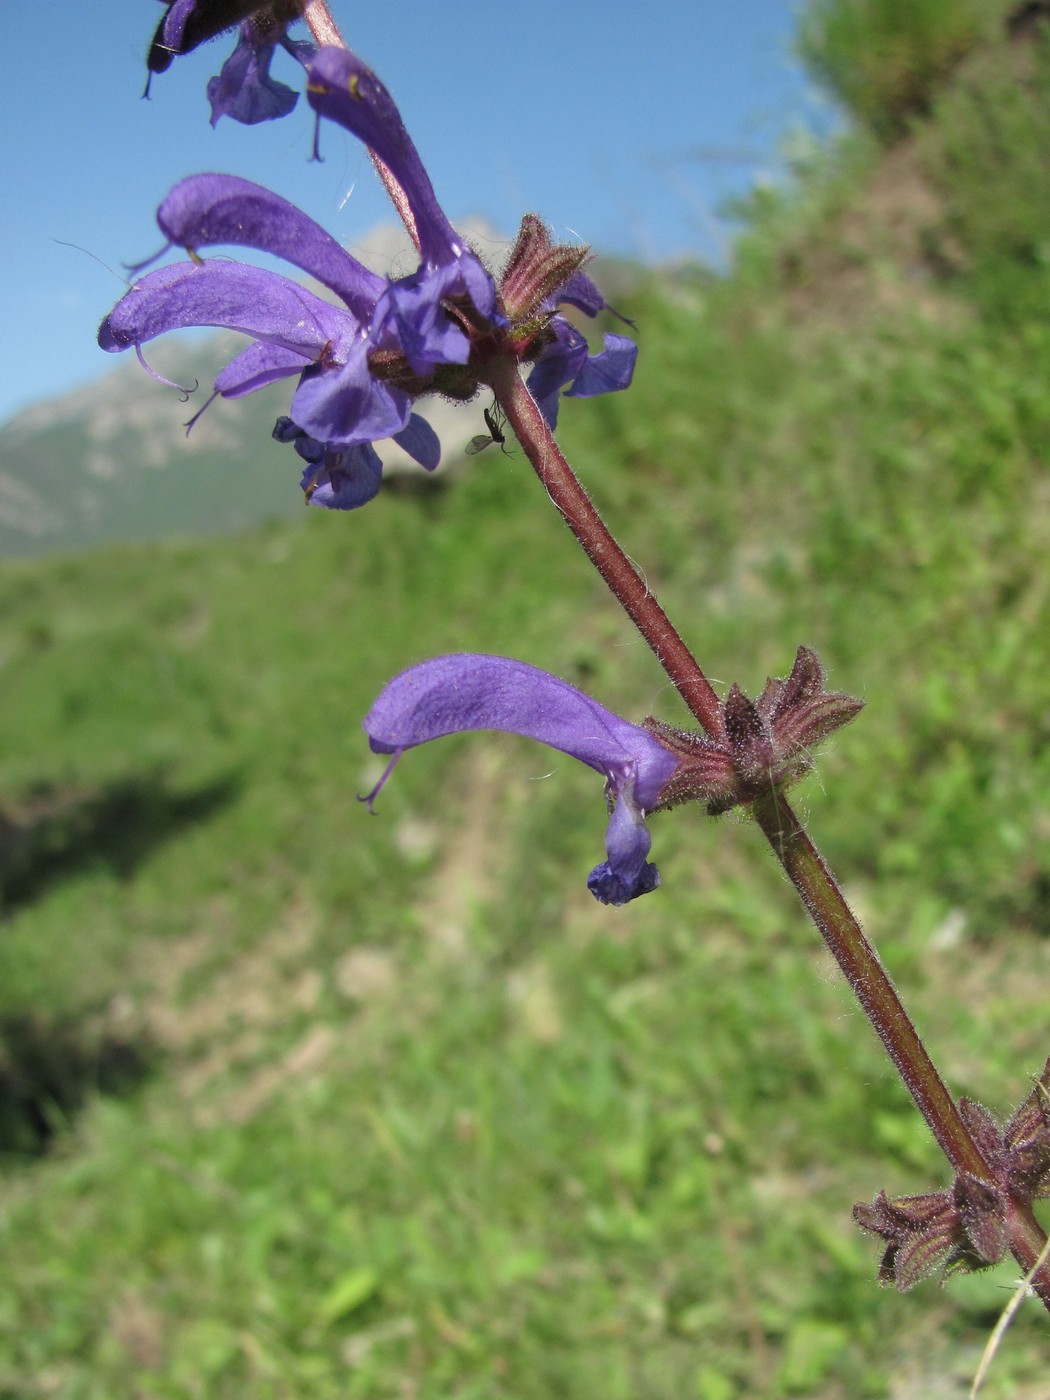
362 654 683 906
108 48 640 505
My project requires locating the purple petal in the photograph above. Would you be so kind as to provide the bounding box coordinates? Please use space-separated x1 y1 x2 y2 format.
290 337 411 446
273 417 385 511
587 779 661 907
525 320 589 427
214 341 311 398
303 444 384 510
98 260 349 361
207 34 298 126
558 271 607 319
566 333 638 399
156 175 383 318
307 47 462 268
147 0 207 72
364 654 677 809
392 414 441 471
556 270 636 329
373 267 471 376
279 35 316 69
526 325 637 427
158 0 200 49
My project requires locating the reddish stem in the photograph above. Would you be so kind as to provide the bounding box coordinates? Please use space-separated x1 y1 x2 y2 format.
1008 1202 1050 1311
750 790 991 1178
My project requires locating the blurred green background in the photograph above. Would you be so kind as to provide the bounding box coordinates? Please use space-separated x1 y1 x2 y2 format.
2 1 1050 1395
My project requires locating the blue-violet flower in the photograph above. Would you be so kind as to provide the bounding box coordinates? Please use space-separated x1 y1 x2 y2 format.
98 173 440 503
362 654 682 906
147 1 314 127
106 46 638 508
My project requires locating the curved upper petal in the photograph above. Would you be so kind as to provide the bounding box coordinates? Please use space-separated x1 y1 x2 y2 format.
557 270 607 319
306 47 462 268
364 653 678 810
98 260 351 361
157 175 384 317
148 0 205 72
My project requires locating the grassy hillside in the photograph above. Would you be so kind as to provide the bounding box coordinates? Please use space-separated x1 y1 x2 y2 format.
2 6 1050 1397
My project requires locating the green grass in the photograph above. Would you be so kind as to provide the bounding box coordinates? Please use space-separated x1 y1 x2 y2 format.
919 28 1050 322
796 0 1009 142
3 15 1050 1396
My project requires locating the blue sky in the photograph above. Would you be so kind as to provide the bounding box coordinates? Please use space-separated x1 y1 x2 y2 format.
1 1 830 425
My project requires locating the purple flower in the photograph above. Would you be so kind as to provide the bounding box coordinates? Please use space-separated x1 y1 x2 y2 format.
206 21 314 127
498 214 638 429
362 654 681 906
273 414 438 510
98 174 438 505
526 323 638 430
147 1 314 127
306 47 502 375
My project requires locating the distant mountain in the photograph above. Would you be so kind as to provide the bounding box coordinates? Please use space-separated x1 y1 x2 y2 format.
0 332 493 558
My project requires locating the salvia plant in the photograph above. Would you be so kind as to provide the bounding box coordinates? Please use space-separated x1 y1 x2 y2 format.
108 0 1050 1354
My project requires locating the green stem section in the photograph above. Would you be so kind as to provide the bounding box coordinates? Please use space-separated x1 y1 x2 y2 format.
493 357 1050 1308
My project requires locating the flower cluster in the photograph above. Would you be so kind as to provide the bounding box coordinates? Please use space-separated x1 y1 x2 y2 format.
121 19 855 913
104 45 636 510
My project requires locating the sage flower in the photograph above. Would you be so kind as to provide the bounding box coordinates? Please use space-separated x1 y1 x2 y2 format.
105 46 638 507
147 1 313 127
98 174 437 503
362 654 681 906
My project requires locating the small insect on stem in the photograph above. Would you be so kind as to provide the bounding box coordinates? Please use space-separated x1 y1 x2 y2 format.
465 405 509 456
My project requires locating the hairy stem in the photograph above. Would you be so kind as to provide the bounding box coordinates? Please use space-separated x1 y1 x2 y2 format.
298 0 342 45
751 790 990 1177
1007 1202 1050 1310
